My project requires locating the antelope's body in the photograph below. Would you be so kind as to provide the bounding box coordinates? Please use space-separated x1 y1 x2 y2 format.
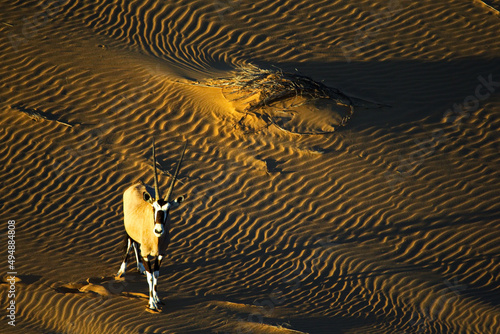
117 140 186 311
123 183 172 257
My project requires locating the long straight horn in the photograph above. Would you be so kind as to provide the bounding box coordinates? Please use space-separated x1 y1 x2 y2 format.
165 141 187 202
152 138 161 201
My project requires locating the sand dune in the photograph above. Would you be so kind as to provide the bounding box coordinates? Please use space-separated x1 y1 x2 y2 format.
1 0 499 333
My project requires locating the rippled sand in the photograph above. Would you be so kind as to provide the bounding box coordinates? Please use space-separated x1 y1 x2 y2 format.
1 1 499 333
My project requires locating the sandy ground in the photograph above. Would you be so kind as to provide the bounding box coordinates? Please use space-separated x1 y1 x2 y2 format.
1 0 499 333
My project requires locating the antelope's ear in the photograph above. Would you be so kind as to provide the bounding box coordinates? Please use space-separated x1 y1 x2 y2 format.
143 192 154 203
176 195 185 204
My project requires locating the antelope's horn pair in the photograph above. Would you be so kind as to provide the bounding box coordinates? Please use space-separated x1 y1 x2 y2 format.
152 139 187 202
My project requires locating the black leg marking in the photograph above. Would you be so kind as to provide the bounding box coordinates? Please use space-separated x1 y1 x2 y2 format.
117 236 133 277
153 256 164 305
154 257 159 273
132 242 145 274
122 237 132 264
142 257 158 310
142 257 153 276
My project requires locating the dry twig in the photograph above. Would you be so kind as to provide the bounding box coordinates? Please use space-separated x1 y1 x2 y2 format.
12 104 73 127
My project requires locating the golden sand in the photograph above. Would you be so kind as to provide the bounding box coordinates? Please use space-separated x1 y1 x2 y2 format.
0 0 499 333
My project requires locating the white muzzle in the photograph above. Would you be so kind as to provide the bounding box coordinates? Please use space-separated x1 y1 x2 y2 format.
154 223 163 237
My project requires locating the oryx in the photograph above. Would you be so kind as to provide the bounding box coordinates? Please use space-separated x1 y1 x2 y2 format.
117 139 187 310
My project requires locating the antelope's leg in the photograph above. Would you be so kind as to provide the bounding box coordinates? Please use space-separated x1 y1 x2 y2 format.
142 257 158 310
152 256 164 305
133 242 145 274
117 236 132 277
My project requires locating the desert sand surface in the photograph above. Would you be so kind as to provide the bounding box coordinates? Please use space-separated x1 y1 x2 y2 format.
1 0 500 333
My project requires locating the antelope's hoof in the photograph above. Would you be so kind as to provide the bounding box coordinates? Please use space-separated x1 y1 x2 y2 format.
115 274 126 281
146 306 162 313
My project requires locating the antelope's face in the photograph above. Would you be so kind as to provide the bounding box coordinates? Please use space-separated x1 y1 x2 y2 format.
152 199 170 237
144 192 185 238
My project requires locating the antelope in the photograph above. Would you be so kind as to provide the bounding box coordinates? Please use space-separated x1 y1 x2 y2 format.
117 139 187 311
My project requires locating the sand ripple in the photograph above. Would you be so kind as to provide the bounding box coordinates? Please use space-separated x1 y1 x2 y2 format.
1 0 499 333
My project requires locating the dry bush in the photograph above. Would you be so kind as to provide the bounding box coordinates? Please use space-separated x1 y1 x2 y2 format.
199 64 385 135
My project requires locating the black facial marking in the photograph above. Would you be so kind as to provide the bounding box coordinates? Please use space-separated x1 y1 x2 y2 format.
155 210 165 225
